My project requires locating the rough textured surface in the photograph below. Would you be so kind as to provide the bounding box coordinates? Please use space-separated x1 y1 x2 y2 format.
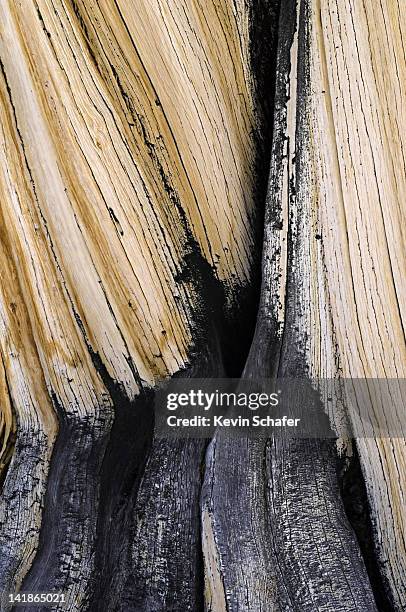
0 1 275 610
0 1 405 611
201 3 379 610
302 0 406 607
257 2 406 609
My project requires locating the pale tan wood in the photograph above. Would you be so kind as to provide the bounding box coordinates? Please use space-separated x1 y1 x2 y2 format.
310 3 406 606
0 0 259 400
264 0 406 606
0 0 263 606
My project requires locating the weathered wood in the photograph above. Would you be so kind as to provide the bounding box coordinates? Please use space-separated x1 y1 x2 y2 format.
205 0 405 609
296 0 406 607
202 2 379 609
0 1 274 610
0 0 405 610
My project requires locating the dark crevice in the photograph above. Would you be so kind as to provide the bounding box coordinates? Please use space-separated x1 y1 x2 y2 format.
88 3 283 608
340 447 394 612
0 369 17 490
221 0 282 378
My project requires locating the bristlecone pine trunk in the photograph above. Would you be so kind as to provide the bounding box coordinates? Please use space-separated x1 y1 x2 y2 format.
0 1 404 611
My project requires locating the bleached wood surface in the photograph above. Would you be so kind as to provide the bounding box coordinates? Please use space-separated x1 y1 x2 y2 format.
306 1 406 607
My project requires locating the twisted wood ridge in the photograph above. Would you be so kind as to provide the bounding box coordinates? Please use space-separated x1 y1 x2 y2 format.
0 1 405 611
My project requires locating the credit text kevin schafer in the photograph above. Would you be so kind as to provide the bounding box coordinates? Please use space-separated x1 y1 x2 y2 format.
165 390 301 428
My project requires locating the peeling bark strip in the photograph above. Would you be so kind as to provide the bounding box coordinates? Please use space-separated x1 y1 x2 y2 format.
202 2 377 610
0 1 405 612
